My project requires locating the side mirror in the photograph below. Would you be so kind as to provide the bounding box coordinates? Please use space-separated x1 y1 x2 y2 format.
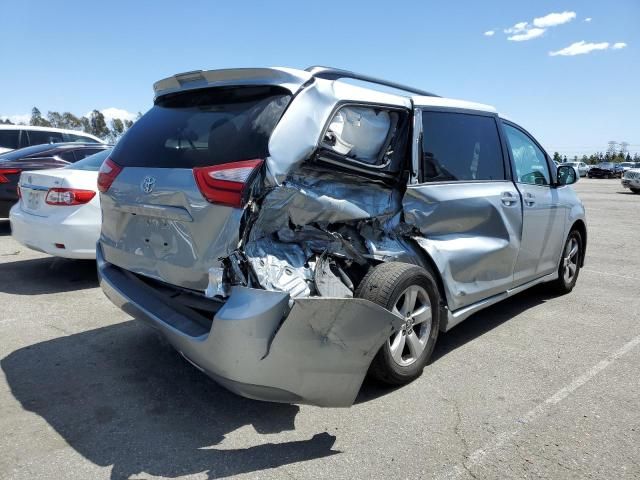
557 165 578 186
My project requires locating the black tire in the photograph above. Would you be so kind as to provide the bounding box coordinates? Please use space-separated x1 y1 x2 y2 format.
631 188 640 194
356 262 440 385
548 230 583 294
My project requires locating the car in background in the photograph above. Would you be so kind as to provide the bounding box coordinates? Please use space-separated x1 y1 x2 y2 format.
0 125 104 155
621 168 640 194
9 149 110 258
587 162 624 179
0 143 110 218
560 161 589 177
619 162 637 174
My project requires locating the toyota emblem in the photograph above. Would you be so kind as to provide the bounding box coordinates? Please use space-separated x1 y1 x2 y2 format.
141 176 156 193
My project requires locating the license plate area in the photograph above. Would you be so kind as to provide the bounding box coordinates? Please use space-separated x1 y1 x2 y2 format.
22 188 44 212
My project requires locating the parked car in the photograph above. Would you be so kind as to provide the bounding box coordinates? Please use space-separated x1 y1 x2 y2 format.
621 168 640 194
561 161 589 177
619 162 637 174
97 66 587 407
9 149 110 258
0 125 104 155
587 162 624 178
0 143 110 218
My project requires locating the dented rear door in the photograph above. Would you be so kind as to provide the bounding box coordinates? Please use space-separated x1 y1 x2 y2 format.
404 109 522 311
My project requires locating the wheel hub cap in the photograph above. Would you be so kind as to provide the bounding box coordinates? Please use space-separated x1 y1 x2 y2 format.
388 285 432 367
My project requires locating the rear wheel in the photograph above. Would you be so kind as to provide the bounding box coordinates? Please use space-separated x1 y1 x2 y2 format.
631 188 640 194
548 230 582 294
356 262 440 385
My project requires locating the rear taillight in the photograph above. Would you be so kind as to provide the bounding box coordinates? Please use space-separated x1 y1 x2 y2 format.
0 168 21 184
45 188 96 206
193 159 264 208
97 158 122 193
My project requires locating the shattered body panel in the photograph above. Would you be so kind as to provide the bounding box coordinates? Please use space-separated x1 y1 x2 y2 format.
98 248 402 407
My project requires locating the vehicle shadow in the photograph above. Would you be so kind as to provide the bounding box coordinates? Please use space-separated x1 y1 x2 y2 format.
0 219 10 236
356 285 550 403
0 256 98 295
1 321 338 479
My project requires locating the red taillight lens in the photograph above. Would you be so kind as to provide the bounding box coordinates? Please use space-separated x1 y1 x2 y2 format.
97 158 122 193
0 168 21 184
45 188 96 206
193 159 264 207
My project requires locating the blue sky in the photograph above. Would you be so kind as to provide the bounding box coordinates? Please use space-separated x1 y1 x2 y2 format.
1 0 638 156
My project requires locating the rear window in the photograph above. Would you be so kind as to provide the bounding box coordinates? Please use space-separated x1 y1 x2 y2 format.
65 149 111 171
62 132 100 143
27 129 64 146
110 86 291 168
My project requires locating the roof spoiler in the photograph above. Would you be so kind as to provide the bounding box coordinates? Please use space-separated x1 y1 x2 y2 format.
305 66 439 98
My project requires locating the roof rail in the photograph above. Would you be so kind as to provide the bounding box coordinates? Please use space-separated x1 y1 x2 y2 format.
305 66 439 98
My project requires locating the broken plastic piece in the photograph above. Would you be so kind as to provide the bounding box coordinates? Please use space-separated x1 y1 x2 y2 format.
205 266 228 298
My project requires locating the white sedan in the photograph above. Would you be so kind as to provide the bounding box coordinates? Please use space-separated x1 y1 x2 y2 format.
10 149 110 259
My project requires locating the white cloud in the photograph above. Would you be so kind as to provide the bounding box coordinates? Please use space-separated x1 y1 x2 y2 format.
549 41 610 56
0 114 30 125
584 17 592 23
508 28 546 42
504 22 529 34
612 42 627 50
484 30 495 37
533 11 576 28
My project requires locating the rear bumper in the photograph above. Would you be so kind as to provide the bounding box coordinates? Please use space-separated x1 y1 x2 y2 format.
97 244 402 407
9 205 100 259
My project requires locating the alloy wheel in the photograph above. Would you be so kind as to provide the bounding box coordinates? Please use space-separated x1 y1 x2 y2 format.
388 285 432 366
563 237 580 284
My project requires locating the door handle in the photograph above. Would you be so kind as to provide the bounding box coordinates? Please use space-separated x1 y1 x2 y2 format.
501 191 517 206
524 192 536 206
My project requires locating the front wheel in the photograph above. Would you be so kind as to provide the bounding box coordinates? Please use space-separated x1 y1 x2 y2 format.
630 188 640 194
356 262 440 385
548 230 582 294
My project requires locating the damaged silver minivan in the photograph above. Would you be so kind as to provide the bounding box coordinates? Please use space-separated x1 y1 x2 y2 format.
97 66 587 407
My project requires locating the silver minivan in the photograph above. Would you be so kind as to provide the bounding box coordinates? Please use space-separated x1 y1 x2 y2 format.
97 67 587 407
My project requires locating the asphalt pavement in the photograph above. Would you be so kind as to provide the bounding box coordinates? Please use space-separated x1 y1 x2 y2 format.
0 178 638 479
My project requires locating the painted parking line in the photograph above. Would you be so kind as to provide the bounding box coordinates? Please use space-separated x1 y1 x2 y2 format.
442 333 640 479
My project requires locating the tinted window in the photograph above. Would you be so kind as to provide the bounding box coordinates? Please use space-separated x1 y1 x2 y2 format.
59 151 76 162
27 130 64 146
503 124 550 186
0 130 20 149
111 86 290 168
63 132 100 143
64 149 111 171
421 112 504 182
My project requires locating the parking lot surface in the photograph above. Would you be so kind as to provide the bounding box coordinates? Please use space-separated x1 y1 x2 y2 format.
0 178 638 480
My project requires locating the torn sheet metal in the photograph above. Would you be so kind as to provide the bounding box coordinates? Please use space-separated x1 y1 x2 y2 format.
249 167 403 238
244 238 314 298
314 255 354 298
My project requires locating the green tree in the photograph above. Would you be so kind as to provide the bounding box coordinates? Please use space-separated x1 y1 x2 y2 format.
47 111 64 128
124 119 133 129
30 107 51 127
109 118 125 142
0 118 13 124
552 152 562 163
89 110 109 139
61 112 82 130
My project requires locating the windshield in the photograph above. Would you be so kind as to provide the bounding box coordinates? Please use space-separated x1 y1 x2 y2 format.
110 86 291 169
598 163 614 168
64 149 111 171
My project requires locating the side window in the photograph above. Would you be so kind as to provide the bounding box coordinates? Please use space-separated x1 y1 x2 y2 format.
420 111 505 182
73 148 103 161
27 130 64 146
58 151 76 162
64 133 100 143
320 105 407 169
503 124 550 186
0 130 20 150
